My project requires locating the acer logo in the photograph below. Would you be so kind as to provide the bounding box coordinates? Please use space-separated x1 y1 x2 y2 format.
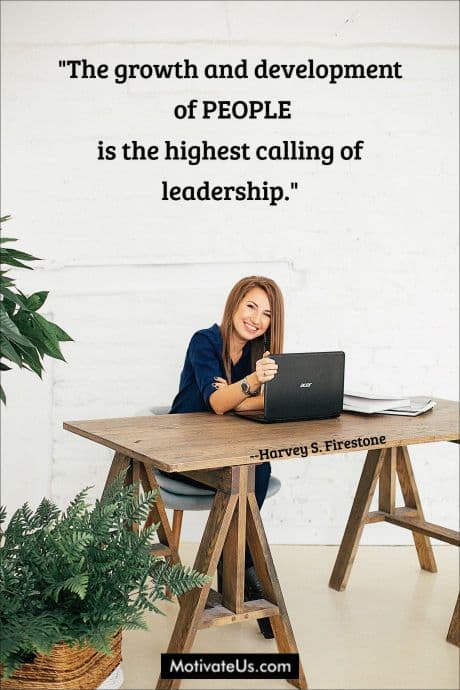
299 382 312 388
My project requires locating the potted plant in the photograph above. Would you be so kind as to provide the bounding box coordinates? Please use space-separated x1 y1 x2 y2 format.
0 214 72 404
0 471 211 689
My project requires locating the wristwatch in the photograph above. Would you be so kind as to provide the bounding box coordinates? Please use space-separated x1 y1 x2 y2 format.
240 377 259 397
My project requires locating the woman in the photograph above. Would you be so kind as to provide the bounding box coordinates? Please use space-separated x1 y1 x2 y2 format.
169 275 284 638
171 273 282 409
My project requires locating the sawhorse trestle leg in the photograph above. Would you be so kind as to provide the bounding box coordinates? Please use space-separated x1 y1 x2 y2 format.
156 465 307 690
102 451 181 564
329 445 459 646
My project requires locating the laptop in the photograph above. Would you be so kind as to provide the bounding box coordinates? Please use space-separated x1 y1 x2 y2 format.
233 351 345 423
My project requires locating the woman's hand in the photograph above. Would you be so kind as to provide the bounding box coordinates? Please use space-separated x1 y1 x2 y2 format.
255 351 278 384
212 376 228 390
209 354 276 415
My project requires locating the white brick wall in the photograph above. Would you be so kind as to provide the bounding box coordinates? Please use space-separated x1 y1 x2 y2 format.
1 1 458 544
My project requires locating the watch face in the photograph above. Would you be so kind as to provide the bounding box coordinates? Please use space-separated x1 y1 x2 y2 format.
241 380 250 394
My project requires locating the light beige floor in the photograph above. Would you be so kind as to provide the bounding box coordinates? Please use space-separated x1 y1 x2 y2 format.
122 544 459 690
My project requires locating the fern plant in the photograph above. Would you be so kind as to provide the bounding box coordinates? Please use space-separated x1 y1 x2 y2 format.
0 472 211 678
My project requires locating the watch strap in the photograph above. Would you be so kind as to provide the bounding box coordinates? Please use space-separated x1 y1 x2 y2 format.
241 377 259 397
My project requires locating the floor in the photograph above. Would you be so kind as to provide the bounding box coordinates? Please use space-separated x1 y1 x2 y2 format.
121 544 459 690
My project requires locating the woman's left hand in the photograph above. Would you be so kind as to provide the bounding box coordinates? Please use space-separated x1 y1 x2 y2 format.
255 351 278 384
212 376 228 390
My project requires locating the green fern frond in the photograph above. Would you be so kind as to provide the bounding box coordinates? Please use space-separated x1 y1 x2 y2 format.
34 497 60 527
65 488 91 518
159 562 212 597
125 491 158 523
44 573 89 602
99 470 129 505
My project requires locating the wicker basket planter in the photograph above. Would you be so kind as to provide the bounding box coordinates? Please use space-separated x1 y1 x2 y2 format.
0 630 122 690
1 475 210 690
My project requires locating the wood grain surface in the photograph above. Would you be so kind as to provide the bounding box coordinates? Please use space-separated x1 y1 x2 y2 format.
63 398 459 473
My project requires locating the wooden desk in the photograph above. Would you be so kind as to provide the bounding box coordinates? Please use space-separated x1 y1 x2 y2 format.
64 398 459 689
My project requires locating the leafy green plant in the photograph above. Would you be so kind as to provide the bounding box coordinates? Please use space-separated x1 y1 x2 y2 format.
0 214 72 403
0 472 211 678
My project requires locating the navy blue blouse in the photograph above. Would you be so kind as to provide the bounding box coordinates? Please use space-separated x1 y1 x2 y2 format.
170 324 252 413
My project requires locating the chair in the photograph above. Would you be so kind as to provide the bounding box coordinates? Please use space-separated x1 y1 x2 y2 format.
147 406 282 553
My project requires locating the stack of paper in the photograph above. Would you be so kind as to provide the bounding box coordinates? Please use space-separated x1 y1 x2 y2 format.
343 393 436 416
378 397 436 416
344 393 410 414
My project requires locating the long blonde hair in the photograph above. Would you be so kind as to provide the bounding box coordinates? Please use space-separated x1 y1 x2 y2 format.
220 276 284 383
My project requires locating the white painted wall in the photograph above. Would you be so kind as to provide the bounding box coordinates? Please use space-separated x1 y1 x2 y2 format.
1 1 458 544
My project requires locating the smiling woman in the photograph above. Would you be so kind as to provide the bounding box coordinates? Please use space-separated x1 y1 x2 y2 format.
170 275 284 416
166 275 285 639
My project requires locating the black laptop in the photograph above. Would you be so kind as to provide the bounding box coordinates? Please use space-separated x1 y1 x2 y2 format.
234 351 345 423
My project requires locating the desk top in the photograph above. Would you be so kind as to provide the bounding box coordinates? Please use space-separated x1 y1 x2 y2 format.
63 398 459 473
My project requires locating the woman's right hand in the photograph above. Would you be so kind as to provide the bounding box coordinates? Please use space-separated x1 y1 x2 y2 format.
212 376 228 390
255 351 278 384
